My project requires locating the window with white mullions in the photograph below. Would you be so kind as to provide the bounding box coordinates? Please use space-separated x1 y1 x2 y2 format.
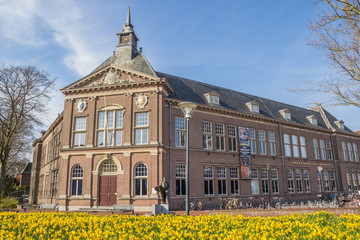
292 135 299 158
175 117 185 147
319 139 326 160
215 123 225 151
313 139 320 160
251 168 259 194
175 165 186 196
326 141 332 160
330 171 336 192
258 130 266 155
134 163 148 196
352 172 358 191
317 170 323 192
268 131 276 155
230 167 239 194
353 144 359 162
97 110 123 147
74 117 86 147
287 169 295 193
204 166 214 195
284 134 291 157
202 121 212 150
249 128 256 154
228 125 237 152
303 169 311 193
348 142 354 162
71 165 83 196
342 142 348 161
135 112 148 145
261 168 269 194
217 166 226 195
300 136 307 158
271 169 279 194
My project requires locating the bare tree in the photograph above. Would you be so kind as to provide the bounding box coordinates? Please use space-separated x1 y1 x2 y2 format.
0 65 54 199
298 0 360 107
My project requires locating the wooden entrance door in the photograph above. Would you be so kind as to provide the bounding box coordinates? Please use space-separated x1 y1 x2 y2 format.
99 175 117 206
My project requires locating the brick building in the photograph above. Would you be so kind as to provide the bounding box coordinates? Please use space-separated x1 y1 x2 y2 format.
30 9 360 211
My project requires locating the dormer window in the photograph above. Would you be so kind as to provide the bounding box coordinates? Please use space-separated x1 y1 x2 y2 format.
204 91 220 105
307 115 318 126
246 101 260 114
279 108 291 121
335 120 345 130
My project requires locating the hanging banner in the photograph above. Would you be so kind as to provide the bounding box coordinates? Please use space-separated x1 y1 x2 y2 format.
238 127 252 179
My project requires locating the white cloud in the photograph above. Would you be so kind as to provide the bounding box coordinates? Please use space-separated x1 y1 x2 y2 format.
0 0 106 76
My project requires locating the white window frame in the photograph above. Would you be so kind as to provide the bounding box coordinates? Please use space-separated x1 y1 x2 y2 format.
258 130 266 155
135 112 149 145
215 123 225 151
175 117 185 148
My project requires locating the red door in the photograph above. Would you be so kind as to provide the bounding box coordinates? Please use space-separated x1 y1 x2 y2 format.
99 175 117 206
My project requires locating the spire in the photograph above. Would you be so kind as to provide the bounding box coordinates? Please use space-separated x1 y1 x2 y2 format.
122 6 134 33
126 7 132 27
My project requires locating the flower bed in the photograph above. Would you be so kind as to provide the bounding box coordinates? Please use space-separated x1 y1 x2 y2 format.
0 211 359 239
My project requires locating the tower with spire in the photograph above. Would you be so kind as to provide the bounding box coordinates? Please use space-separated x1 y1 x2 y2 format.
116 7 139 62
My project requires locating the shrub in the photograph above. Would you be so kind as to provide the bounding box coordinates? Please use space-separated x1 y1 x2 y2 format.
0 197 18 209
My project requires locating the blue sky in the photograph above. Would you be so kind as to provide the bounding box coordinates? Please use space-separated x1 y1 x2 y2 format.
1 0 359 131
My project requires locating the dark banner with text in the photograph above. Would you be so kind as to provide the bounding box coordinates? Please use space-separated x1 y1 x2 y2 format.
238 127 251 179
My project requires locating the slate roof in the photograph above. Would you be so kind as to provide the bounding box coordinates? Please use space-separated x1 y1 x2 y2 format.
22 162 32 175
90 51 157 77
156 72 354 133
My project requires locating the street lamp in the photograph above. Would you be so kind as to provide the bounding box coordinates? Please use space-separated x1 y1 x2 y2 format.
179 102 197 216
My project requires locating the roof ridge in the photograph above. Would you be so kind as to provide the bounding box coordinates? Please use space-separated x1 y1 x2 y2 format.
156 71 319 114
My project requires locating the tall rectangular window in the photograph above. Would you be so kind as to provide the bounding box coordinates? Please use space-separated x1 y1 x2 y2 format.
175 165 186 196
304 169 311 192
347 172 352 191
268 131 276 155
249 128 256 154
175 117 185 147
251 168 259 194
319 139 326 160
271 169 279 194
323 171 330 192
354 144 359 162
342 142 348 161
215 123 225 151
135 112 148 145
292 135 299 158
287 169 294 193
217 167 227 195
74 117 86 147
317 171 323 192
230 167 239 194
228 125 237 152
295 169 303 192
300 136 307 158
258 130 266 155
204 166 214 195
261 168 269 194
284 134 291 157
97 110 123 146
330 171 336 192
352 172 358 191
348 142 354 162
313 139 320 159
326 141 333 160
202 121 212 150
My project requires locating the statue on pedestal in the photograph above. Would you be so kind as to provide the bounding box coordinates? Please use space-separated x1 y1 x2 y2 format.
155 177 169 204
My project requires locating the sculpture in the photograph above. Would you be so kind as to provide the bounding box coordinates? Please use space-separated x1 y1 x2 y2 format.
155 177 169 204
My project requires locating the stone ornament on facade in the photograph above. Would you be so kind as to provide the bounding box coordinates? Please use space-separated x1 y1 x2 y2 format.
135 93 148 109
89 96 97 101
66 98 74 103
76 99 87 113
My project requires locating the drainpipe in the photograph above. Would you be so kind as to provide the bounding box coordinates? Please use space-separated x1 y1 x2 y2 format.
168 101 173 210
278 122 287 198
330 133 341 192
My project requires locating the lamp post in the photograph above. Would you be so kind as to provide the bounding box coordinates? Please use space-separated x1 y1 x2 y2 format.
179 102 197 216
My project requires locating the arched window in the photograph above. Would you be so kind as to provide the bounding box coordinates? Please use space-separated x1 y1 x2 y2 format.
71 165 83 196
100 159 118 174
134 163 148 196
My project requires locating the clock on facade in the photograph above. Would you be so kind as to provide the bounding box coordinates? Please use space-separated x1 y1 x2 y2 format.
122 36 129 43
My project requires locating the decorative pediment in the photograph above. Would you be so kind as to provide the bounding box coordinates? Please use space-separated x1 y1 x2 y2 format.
60 65 163 93
279 108 291 121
